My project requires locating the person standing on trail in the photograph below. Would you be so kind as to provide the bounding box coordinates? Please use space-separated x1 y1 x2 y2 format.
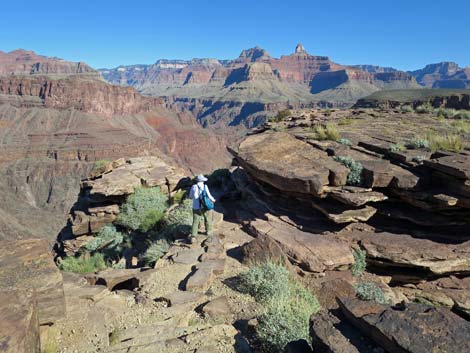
189 175 216 243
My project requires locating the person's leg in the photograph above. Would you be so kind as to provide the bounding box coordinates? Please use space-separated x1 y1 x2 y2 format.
203 210 213 236
191 209 201 237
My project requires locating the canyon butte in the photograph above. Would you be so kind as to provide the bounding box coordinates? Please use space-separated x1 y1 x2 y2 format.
0 47 470 353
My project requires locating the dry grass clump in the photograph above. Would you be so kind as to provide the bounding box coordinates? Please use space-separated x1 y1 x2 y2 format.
313 123 341 141
426 132 464 153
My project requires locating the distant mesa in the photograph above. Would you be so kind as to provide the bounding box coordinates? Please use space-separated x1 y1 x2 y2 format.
0 49 99 77
238 46 271 62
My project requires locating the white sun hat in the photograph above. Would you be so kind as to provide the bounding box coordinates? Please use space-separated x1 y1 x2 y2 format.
196 174 208 182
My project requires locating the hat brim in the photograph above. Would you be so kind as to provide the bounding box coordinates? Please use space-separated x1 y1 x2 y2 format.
197 176 208 182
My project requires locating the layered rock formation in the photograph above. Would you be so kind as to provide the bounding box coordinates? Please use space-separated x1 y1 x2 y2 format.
100 44 419 126
0 49 98 76
0 52 230 242
226 107 470 352
410 61 470 88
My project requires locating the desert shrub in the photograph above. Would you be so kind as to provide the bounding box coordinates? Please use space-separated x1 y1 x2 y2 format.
451 119 470 134
239 262 320 353
355 282 388 304
159 198 193 239
324 108 332 116
338 118 356 126
239 262 291 303
117 186 168 232
338 138 352 146
407 138 430 150
455 110 470 120
333 156 363 186
435 107 458 119
351 248 367 277
59 253 107 273
389 143 406 152
400 105 414 113
93 159 109 172
415 103 433 114
313 123 340 141
426 132 464 153
84 225 124 252
171 189 186 205
140 239 171 266
269 109 291 122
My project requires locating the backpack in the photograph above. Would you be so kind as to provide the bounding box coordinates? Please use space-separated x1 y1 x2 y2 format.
199 185 214 210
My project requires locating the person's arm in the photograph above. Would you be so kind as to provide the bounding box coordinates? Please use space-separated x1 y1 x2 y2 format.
205 185 216 202
189 185 196 199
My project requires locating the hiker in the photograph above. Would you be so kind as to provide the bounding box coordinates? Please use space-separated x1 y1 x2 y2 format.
189 174 216 243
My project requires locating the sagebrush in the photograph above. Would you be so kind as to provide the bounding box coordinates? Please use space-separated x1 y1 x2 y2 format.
117 186 168 232
333 156 363 186
239 262 320 353
355 281 388 304
59 253 107 273
351 248 367 277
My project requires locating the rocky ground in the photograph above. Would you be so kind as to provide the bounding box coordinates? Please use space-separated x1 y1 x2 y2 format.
3 106 470 353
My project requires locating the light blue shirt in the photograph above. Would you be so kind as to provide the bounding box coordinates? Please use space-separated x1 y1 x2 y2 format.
189 182 215 210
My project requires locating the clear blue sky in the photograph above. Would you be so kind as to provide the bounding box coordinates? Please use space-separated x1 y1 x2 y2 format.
1 0 469 70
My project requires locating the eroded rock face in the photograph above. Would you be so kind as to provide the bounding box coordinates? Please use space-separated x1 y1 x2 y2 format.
337 227 470 278
0 239 65 325
0 289 40 353
339 298 470 353
0 49 98 76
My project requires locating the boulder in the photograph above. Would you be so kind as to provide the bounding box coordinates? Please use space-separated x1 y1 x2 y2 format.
0 239 65 325
0 289 40 353
240 233 291 268
310 310 362 353
229 131 348 197
201 296 232 321
246 215 353 273
339 298 470 353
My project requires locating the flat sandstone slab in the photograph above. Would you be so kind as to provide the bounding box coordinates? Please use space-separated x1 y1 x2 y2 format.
0 238 65 325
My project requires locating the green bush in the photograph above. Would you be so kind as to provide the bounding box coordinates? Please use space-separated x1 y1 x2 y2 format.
239 262 291 303
84 225 124 252
239 262 320 353
389 143 405 152
171 189 186 205
140 239 170 266
338 138 352 146
117 186 168 232
426 132 464 153
400 105 414 113
351 248 367 277
59 253 107 273
159 198 193 239
415 103 433 114
333 156 363 186
269 109 291 122
435 107 458 119
355 282 388 304
407 138 430 150
313 123 341 141
455 110 470 120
